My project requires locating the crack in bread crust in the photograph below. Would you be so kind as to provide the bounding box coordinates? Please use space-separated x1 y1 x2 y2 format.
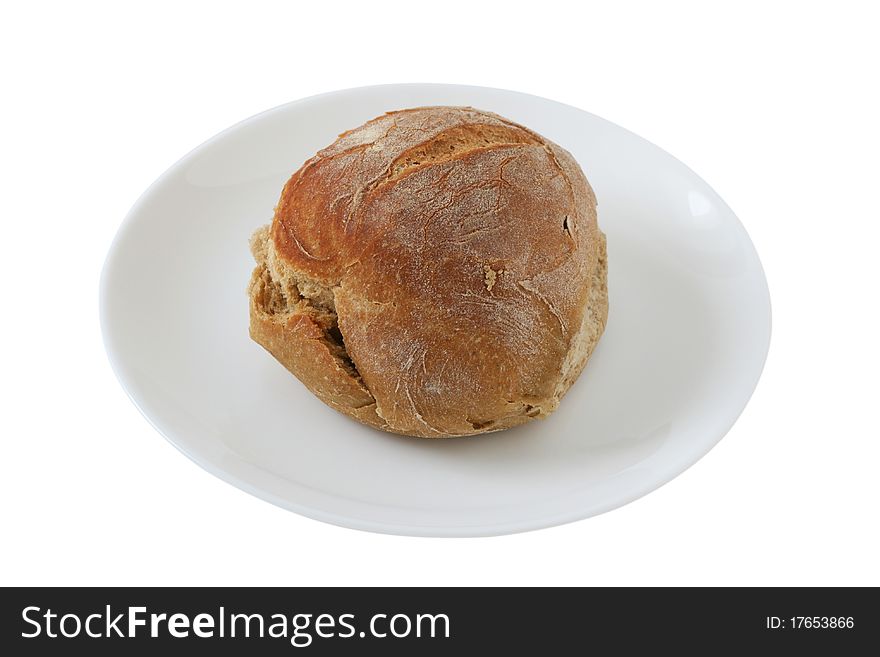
249 226 380 418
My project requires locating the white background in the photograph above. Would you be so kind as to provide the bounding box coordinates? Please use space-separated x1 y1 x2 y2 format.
2 1 878 586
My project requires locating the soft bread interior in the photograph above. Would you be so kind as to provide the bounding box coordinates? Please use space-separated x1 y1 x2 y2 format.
554 231 608 399
249 226 363 382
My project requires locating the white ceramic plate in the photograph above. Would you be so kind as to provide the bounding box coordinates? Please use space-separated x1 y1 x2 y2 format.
100 84 771 536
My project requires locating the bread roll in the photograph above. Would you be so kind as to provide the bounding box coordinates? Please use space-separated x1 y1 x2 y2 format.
248 106 607 438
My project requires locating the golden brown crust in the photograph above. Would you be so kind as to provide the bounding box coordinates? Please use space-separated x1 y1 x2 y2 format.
249 107 608 437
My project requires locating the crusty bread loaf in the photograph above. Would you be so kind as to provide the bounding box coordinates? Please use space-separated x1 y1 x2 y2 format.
248 106 608 438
